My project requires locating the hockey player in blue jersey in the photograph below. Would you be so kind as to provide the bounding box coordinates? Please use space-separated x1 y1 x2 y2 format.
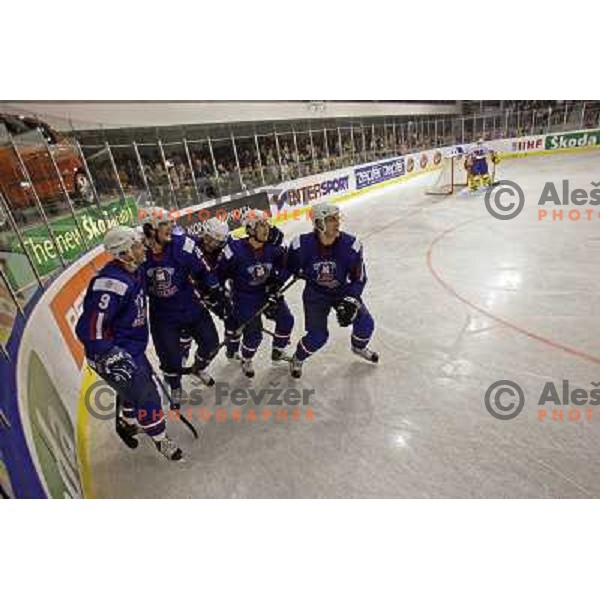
216 210 294 378
75 226 183 461
140 207 222 403
172 218 229 363
198 217 230 265
196 217 231 297
170 219 229 363
199 215 287 363
286 201 378 378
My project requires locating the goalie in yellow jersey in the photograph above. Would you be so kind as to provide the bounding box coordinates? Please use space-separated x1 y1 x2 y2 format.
465 139 500 191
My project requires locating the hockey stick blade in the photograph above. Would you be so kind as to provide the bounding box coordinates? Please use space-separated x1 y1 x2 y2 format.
175 411 199 439
150 367 199 439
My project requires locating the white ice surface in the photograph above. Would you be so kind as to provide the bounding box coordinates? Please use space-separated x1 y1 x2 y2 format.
87 150 600 498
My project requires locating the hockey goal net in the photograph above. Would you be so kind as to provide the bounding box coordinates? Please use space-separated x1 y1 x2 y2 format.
426 153 469 195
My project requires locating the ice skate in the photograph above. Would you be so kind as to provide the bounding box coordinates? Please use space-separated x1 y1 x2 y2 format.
289 354 303 379
190 358 215 387
225 348 241 362
241 358 255 378
169 387 184 410
351 346 379 364
154 436 183 461
116 415 139 449
271 347 292 364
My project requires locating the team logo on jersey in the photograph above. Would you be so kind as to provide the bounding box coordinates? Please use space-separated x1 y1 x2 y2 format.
246 262 272 286
148 266 178 298
313 260 339 288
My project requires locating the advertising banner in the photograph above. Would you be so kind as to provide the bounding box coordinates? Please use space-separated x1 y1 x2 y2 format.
271 173 351 211
171 191 271 237
545 130 600 150
355 157 405 190
0 195 137 288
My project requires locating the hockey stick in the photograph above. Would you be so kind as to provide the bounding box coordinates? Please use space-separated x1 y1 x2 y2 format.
150 368 199 439
489 158 499 187
229 275 301 340
179 276 302 375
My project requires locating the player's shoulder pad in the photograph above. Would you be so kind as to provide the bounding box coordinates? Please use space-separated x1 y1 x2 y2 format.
340 231 363 254
290 232 311 250
91 266 129 296
174 234 197 255
222 240 237 260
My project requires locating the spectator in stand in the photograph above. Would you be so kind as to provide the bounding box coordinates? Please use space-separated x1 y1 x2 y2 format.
74 100 598 213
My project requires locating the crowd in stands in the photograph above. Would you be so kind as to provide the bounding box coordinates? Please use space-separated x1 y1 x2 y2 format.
66 100 600 209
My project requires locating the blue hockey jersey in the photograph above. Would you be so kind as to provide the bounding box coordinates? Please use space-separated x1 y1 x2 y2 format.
287 231 367 299
143 234 219 318
75 260 148 359
469 144 490 162
216 237 287 296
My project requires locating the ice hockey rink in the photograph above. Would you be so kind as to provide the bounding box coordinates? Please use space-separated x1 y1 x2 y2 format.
86 149 600 498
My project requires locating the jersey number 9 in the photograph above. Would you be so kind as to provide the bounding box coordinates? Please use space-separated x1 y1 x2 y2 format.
99 293 111 310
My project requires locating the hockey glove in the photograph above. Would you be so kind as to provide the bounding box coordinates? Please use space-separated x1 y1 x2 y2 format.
204 286 232 320
263 280 284 319
335 296 362 327
95 347 137 386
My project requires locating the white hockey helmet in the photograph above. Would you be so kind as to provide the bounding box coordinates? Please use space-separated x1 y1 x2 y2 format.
138 206 172 228
202 217 230 243
312 202 340 232
242 209 270 234
103 226 141 257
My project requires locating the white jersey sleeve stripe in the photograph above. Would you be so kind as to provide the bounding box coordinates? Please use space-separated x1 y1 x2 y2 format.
183 236 195 254
223 245 233 259
291 235 301 250
140 417 165 430
92 277 128 296
351 238 363 253
95 312 105 339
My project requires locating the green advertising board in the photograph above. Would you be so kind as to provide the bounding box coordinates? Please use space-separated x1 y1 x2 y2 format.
0 195 138 290
545 130 600 151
